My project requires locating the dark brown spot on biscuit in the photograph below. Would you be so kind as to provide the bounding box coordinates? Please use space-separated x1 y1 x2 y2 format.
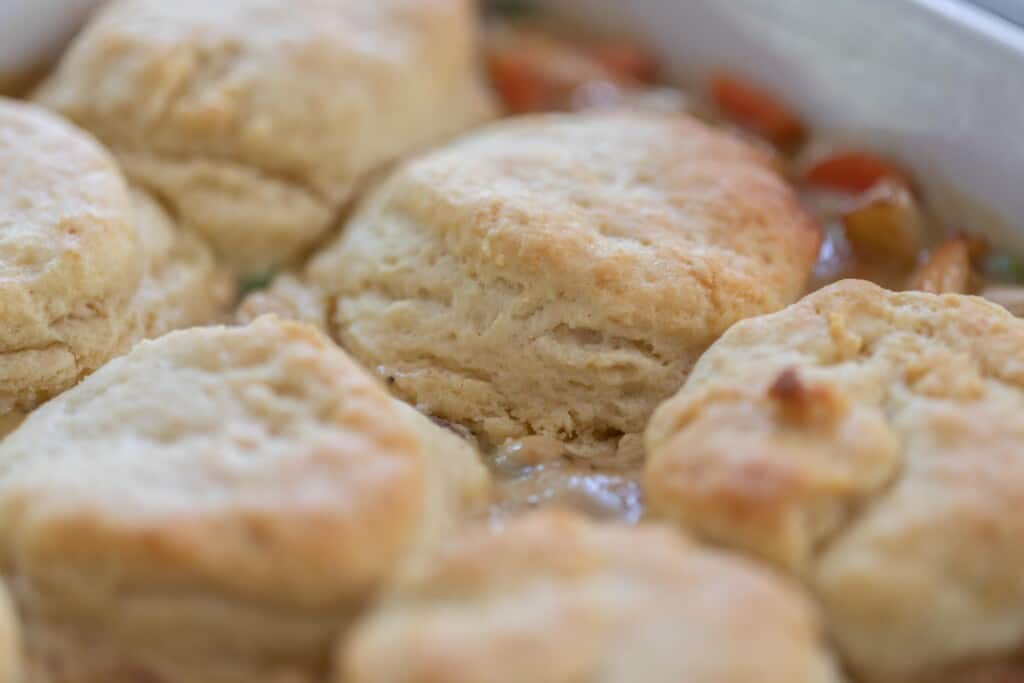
767 368 846 425
768 368 805 403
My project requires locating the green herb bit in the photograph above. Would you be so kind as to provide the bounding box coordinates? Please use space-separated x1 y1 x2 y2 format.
238 271 275 297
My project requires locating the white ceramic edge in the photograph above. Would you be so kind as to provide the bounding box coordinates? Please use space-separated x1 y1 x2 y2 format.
1 0 1021 245
0 0 104 81
545 0 1024 250
928 0 1024 40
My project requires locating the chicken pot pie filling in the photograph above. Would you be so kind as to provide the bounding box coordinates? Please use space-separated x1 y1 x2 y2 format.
0 1 1020 681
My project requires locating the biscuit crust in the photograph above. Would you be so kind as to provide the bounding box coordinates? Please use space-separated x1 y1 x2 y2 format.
36 0 496 274
130 187 235 338
646 279 1024 681
236 273 329 332
343 510 840 683
309 111 820 460
0 316 488 682
0 98 140 415
0 583 19 683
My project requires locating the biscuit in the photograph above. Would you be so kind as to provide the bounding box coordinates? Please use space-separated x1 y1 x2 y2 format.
0 316 490 682
130 187 235 338
0 97 140 416
36 0 497 275
236 273 329 332
0 583 19 683
342 510 841 683
308 111 820 461
0 414 24 444
646 279 1024 682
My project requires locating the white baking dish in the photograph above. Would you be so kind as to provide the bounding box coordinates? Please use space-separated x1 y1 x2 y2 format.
4 0 1022 248
543 0 1024 251
0 0 104 90
971 0 1024 26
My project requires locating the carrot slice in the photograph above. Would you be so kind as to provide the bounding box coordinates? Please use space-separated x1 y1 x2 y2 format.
709 71 805 148
487 53 545 114
588 42 659 83
805 151 910 194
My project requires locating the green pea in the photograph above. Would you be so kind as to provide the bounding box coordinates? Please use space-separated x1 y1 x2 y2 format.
238 271 275 297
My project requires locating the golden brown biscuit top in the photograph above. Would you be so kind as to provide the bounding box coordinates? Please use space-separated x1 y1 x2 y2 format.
343 510 839 683
38 0 480 200
646 279 1024 680
34 0 495 274
315 111 819 342
0 97 140 352
0 316 427 607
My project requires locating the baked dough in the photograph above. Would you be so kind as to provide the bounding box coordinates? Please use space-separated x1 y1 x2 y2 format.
308 111 820 461
0 97 140 416
0 316 489 682
36 0 497 275
646 279 1024 682
130 187 235 338
342 509 841 683
0 414 25 444
0 97 236 419
236 273 329 332
0 583 19 683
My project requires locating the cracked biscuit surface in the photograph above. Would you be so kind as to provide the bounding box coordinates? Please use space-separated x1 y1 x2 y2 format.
0 98 235 420
342 509 841 683
36 0 497 275
646 279 1024 682
0 97 140 416
0 316 489 683
308 111 820 462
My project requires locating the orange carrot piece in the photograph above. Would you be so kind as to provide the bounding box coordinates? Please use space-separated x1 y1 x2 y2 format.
487 53 545 114
805 151 910 194
709 71 805 148
588 42 659 83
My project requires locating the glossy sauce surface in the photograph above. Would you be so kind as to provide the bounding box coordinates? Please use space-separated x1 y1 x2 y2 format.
489 436 645 522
